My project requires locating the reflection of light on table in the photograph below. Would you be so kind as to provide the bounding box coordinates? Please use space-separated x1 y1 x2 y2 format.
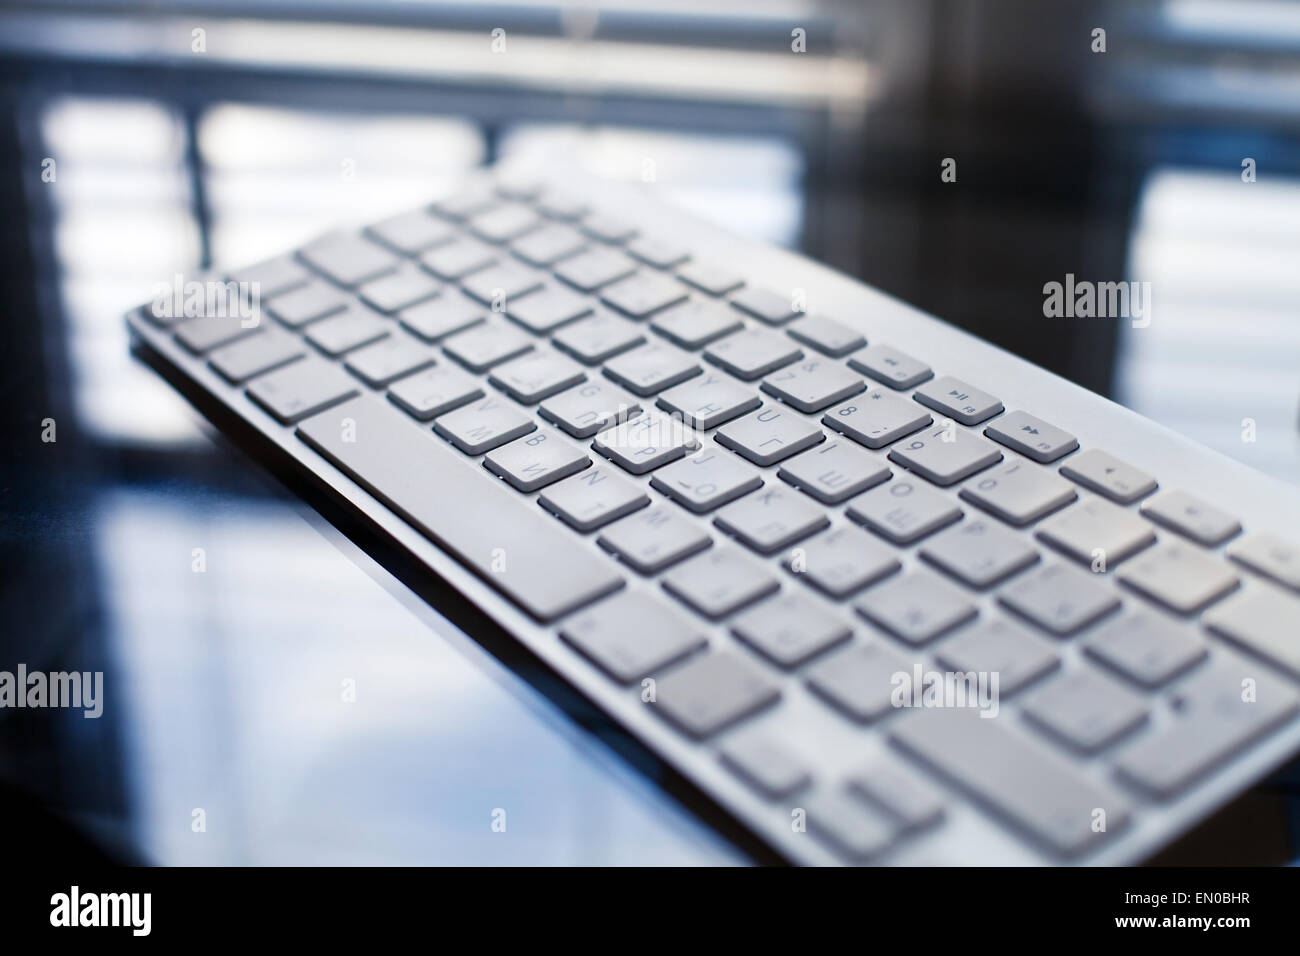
94 489 739 865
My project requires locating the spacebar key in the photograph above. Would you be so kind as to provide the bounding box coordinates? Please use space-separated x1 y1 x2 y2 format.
891 707 1131 857
297 395 624 621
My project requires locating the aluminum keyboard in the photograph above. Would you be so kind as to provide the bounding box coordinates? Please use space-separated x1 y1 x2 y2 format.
127 166 1300 865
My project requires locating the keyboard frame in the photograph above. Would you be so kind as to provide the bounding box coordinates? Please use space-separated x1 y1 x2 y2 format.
126 167 1300 866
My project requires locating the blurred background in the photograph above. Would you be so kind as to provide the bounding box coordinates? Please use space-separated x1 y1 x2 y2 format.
1 0 1299 864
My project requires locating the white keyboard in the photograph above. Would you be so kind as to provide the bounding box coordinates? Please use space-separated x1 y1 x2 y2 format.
126 163 1300 865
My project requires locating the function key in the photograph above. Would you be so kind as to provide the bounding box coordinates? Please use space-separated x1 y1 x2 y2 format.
914 375 1004 426
785 314 866 357
730 286 801 325
1058 448 1156 504
1141 489 1242 547
984 410 1079 463
847 343 932 390
676 260 744 296
1228 532 1300 592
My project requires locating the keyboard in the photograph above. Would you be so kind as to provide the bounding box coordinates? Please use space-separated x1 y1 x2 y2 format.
126 162 1300 866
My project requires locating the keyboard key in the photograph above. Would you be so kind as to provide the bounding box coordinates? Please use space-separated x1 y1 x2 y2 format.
560 591 704 684
1204 586 1300 678
984 410 1079 463
461 262 544 306
913 375 1004 426
677 261 744 296
603 342 701 396
493 175 542 201
483 430 591 492
846 477 962 545
656 373 760 430
935 618 1059 695
398 296 485 343
704 327 802 380
554 247 636 292
1021 668 1148 753
593 409 699 474
208 329 304 383
536 191 589 220
847 757 946 831
296 395 622 622
304 306 390 357
1228 532 1300 592
419 238 498 280
1118 541 1239 614
806 641 912 722
488 351 586 403
891 705 1131 856
1058 448 1157 504
760 359 865 413
468 203 543 244
714 407 825 466
920 518 1040 589
1141 489 1242 547
785 527 901 598
650 300 744 349
731 593 851 667
999 562 1120 635
650 450 763 513
856 571 977 645
730 286 800 325
343 334 435 387
626 235 690 270
266 278 347 328
1084 612 1207 688
1035 496 1155 567
539 380 641 438
662 548 779 618
430 187 498 220
579 212 638 244
804 789 898 861
785 314 866 357
134 274 231 328
847 343 932 390
1115 658 1300 798
599 272 689 319
598 505 712 573
357 263 442 314
720 730 811 799
777 439 890 504
539 464 650 532
365 208 456 255
958 457 1077 526
298 232 399 287
714 486 830 554
433 395 536 454
504 284 592 333
228 254 311 298
175 314 261 354
654 652 780 738
442 321 534 372
511 223 588 268
887 424 1002 486
552 310 646 365
247 357 359 424
385 365 483 420
823 390 931 449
